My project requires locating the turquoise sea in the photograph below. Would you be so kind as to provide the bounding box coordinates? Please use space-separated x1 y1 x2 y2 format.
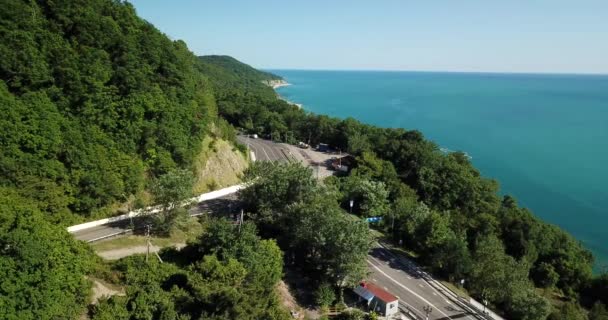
272 70 608 269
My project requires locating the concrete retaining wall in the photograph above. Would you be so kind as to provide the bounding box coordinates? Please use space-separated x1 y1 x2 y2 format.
67 183 245 233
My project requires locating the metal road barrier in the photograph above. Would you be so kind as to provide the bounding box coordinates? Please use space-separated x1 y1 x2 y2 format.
67 184 246 233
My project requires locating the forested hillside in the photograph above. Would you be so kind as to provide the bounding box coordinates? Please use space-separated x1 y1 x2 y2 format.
2 0 607 319
198 55 302 138
0 1 278 318
203 49 608 319
0 0 217 223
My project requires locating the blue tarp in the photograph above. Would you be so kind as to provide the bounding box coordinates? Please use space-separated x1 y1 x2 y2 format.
353 285 374 303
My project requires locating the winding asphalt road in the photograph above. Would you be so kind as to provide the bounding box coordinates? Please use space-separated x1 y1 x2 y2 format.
368 244 482 320
237 135 294 162
72 137 489 320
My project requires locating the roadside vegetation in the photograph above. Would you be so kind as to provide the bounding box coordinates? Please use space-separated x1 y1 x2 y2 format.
204 51 608 320
1 0 607 319
89 218 289 319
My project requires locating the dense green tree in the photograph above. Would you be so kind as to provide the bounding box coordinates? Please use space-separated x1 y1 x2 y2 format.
338 176 390 218
1 0 216 219
548 302 587 320
315 283 337 307
147 169 194 235
240 161 317 229
427 231 473 281
533 262 560 290
506 288 551 320
287 195 372 286
590 302 608 320
0 188 95 320
92 223 289 320
239 162 372 287
189 219 284 292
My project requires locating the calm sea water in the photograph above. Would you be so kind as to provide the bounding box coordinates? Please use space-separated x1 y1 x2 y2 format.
272 70 608 269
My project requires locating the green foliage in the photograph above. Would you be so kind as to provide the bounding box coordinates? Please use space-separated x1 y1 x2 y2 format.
189 219 284 292
1 0 600 318
0 188 95 319
240 162 372 287
200 51 598 318
0 0 216 219
148 169 194 235
534 262 560 289
92 219 289 320
548 302 587 320
337 309 366 320
590 302 608 320
338 175 390 218
315 283 336 307
241 161 317 228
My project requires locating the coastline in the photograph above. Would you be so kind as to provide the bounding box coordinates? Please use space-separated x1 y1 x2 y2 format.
271 82 291 89
266 79 302 109
269 69 608 269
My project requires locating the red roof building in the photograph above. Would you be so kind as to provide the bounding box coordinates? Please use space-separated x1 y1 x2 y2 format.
353 281 399 316
361 282 398 303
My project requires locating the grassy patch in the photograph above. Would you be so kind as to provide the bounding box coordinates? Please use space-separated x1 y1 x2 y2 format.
91 217 204 252
441 280 470 299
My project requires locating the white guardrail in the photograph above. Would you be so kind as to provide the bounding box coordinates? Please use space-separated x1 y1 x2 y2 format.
67 184 246 233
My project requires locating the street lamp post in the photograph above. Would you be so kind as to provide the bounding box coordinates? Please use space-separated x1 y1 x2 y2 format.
423 305 433 320
349 199 354 214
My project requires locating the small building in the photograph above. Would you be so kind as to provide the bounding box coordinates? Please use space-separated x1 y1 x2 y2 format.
354 282 399 317
330 155 356 172
317 143 330 152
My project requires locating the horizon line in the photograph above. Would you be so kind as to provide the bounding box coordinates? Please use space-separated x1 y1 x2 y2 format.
260 67 608 77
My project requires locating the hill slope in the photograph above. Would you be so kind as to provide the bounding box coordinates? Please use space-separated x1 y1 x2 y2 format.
0 0 217 222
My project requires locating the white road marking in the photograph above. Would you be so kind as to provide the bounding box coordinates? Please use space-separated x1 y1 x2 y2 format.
407 276 412 279
367 257 452 320
261 146 272 161
266 142 283 161
384 286 388 290
397 297 423 316
377 246 472 317
418 284 424 288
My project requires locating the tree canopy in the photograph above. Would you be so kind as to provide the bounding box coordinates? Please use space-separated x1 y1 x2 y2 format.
0 188 95 320
0 0 219 221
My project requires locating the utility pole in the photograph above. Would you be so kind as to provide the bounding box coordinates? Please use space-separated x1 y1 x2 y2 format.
481 290 489 315
145 224 151 263
238 209 244 233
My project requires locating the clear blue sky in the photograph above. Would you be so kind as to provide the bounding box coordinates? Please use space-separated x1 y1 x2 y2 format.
129 0 608 74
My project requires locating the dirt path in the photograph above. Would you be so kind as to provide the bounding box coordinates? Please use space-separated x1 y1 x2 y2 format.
89 278 125 305
97 243 186 260
277 280 320 319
